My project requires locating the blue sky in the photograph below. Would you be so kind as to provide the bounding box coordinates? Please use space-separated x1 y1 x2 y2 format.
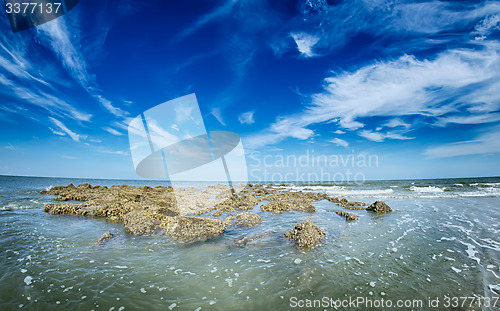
1 0 500 181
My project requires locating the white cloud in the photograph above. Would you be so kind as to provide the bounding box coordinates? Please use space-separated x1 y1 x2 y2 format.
436 113 500 127
271 118 315 140
101 150 129 156
49 117 81 142
245 43 500 149
474 13 500 40
291 32 320 57
358 130 385 142
103 127 123 136
12 87 92 121
49 127 65 136
147 119 180 149
177 0 238 40
60 154 79 160
95 95 128 118
36 18 123 120
211 108 226 126
0 21 95 123
333 130 345 134
0 41 48 86
383 118 410 128
4 143 15 150
329 138 349 148
359 130 414 142
272 0 500 60
37 19 91 89
238 111 255 125
425 126 500 158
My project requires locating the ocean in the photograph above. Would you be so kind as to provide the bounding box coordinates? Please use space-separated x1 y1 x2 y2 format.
1 175 499 310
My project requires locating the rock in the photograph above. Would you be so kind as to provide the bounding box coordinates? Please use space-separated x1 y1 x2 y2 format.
223 212 262 227
212 205 236 217
96 231 115 244
44 203 80 215
325 196 341 203
123 210 162 235
343 205 366 210
163 216 224 242
366 201 392 213
260 200 316 213
342 201 366 210
335 211 359 221
284 220 326 248
235 232 269 247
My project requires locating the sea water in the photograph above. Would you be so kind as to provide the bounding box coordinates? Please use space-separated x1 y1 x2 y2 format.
1 175 499 310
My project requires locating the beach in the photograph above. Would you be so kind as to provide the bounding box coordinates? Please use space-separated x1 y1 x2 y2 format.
1 175 499 310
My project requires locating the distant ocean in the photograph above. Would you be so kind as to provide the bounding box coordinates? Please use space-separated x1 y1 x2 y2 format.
1 175 499 310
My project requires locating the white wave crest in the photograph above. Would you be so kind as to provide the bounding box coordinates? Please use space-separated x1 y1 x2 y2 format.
470 182 500 187
410 186 445 193
326 188 394 196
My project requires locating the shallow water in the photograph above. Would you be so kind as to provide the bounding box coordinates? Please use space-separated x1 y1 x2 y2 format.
1 175 499 310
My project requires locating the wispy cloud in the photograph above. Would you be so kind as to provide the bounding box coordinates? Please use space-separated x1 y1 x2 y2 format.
49 127 65 136
210 108 226 126
49 117 82 142
60 154 79 160
291 32 319 58
289 1 500 56
426 126 500 158
37 19 91 89
11 87 92 121
473 13 500 40
103 127 123 136
238 111 255 125
436 113 500 127
329 137 349 148
35 18 127 120
359 130 414 143
0 40 48 85
95 95 128 118
176 0 238 40
245 42 500 149
383 118 411 128
0 28 93 122
4 143 15 150
100 149 129 156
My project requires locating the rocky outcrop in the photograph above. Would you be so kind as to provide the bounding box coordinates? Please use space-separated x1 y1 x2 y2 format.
95 232 115 244
335 211 359 221
260 200 316 213
341 201 366 210
41 183 394 244
44 203 80 215
325 196 341 203
223 212 262 227
235 232 269 247
163 216 225 243
366 201 392 213
284 220 326 248
123 210 163 235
